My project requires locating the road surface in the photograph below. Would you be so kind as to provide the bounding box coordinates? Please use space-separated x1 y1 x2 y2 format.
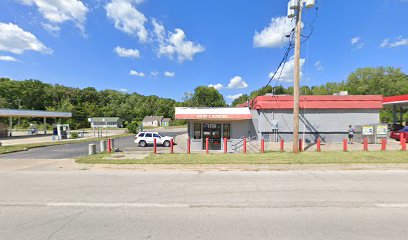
1 168 408 239
0 130 185 159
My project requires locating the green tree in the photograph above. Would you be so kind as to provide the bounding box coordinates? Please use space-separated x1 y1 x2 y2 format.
189 86 226 107
231 94 249 106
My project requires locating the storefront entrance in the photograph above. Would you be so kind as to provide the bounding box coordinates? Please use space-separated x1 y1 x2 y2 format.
202 123 221 150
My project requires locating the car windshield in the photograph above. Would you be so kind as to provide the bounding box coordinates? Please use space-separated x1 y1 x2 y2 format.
400 126 408 132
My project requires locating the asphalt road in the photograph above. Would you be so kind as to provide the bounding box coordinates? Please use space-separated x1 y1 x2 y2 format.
0 130 185 159
1 169 408 239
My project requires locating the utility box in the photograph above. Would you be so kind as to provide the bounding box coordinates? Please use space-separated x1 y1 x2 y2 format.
375 124 388 143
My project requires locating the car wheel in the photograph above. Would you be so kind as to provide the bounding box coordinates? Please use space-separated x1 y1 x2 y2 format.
163 140 170 147
139 141 147 147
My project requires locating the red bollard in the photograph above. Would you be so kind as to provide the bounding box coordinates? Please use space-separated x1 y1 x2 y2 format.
261 138 265 153
280 139 284 152
299 139 303 152
154 138 157 154
402 138 406 151
187 138 191 154
107 138 112 153
381 138 387 151
206 137 209 154
243 137 247 154
317 138 321 152
224 138 227 153
363 138 368 151
343 139 348 152
170 139 174 154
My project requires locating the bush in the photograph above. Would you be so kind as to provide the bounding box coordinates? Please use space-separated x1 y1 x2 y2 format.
70 132 79 139
170 119 187 126
127 120 139 134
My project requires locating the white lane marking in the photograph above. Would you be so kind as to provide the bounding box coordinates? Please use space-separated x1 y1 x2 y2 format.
375 203 408 208
46 202 189 208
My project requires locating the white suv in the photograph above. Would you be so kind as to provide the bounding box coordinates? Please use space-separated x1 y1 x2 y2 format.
134 132 174 147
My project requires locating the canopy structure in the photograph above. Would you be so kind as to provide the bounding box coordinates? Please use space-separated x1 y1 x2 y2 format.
175 107 252 120
0 109 72 136
383 94 408 128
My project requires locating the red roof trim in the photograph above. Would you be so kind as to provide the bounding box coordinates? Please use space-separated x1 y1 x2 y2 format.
247 95 383 110
383 94 408 104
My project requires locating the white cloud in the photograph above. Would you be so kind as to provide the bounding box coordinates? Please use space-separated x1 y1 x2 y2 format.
380 37 408 48
0 55 19 62
0 22 52 54
227 93 243 101
269 56 305 83
21 0 89 34
228 76 248 89
41 23 61 36
150 71 159 77
152 19 205 63
253 16 296 48
208 83 223 90
105 0 148 42
114 46 140 58
314 61 323 71
130 70 144 77
164 71 175 77
351 36 364 50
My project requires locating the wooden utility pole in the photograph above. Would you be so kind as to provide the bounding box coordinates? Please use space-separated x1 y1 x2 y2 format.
293 0 302 153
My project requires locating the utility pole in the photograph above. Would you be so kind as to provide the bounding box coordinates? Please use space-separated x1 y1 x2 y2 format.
287 0 314 153
293 1 302 153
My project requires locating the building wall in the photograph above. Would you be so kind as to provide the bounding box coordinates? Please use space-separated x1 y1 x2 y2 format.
143 120 159 127
252 109 380 142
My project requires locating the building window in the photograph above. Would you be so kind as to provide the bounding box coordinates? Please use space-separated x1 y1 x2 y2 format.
194 123 201 139
223 124 230 139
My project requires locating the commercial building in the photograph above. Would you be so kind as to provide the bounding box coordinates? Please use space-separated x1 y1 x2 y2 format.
175 95 383 151
90 117 122 128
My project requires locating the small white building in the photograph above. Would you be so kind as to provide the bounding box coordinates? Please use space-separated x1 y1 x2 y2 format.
90 117 122 128
142 116 163 127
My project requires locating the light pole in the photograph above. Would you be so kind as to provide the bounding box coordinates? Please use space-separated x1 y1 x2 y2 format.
287 0 315 153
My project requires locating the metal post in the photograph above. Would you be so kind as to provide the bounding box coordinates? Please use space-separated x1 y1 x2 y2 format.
43 117 47 134
170 139 174 154
392 105 397 128
154 138 157 154
100 140 107 152
206 137 209 154
292 1 302 154
88 144 96 155
261 138 265 153
243 137 247 154
187 138 191 154
280 139 284 152
9 116 12 137
108 138 112 153
224 138 227 153
317 138 321 152
363 138 368 151
343 139 348 152
402 138 406 151
381 138 386 151
299 139 303 152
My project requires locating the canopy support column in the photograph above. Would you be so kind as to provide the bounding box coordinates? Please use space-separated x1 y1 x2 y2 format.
392 105 397 128
43 117 47 135
9 116 12 137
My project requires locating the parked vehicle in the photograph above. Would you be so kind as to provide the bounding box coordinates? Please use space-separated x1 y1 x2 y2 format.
134 132 174 147
390 126 408 142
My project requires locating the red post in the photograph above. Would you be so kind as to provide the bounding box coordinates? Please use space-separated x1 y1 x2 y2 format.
154 138 157 154
206 137 209 154
316 138 321 152
243 137 247 154
261 138 265 153
299 139 303 152
381 138 387 151
280 139 284 152
363 138 368 151
402 138 406 151
107 138 112 153
187 138 191 154
400 134 404 144
343 138 348 152
170 138 174 154
224 138 227 153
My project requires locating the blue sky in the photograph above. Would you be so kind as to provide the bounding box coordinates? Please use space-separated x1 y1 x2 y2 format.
0 0 407 103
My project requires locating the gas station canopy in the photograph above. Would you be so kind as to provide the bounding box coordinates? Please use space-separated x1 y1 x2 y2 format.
0 109 72 118
383 94 408 109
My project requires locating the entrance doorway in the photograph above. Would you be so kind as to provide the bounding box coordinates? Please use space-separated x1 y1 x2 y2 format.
202 123 221 150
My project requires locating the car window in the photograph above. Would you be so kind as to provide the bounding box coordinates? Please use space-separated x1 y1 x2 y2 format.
153 133 161 138
145 133 152 138
138 133 145 137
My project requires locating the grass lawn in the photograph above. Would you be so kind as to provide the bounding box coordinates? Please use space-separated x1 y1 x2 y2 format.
0 133 132 155
76 151 408 165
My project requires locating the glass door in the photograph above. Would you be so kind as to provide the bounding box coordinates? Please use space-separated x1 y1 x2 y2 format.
202 123 222 150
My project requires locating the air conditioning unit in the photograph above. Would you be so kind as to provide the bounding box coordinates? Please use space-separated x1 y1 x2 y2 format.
304 0 315 8
288 2 295 18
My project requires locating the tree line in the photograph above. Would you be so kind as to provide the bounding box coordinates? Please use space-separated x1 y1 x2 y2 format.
0 66 407 129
